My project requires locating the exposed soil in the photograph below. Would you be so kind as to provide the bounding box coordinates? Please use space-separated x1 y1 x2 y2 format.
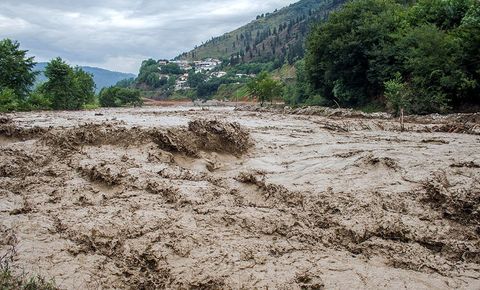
0 107 479 289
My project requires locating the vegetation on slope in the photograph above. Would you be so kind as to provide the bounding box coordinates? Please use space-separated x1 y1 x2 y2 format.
177 0 348 65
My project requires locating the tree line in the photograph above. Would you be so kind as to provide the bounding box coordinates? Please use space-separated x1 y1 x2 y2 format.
299 0 480 114
0 38 142 112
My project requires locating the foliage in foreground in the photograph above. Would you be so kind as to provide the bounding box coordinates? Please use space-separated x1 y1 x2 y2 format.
0 266 57 290
0 248 57 290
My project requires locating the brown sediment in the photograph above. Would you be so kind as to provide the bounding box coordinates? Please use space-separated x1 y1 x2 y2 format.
0 107 479 289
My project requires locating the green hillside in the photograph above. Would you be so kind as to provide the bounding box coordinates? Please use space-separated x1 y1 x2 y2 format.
177 0 348 64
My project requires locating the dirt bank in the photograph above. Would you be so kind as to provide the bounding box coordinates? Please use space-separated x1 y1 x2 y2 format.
0 107 479 289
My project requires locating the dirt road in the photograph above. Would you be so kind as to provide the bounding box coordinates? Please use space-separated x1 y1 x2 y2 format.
1 106 479 289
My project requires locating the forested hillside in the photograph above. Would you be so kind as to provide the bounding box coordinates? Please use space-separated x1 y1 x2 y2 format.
177 0 347 65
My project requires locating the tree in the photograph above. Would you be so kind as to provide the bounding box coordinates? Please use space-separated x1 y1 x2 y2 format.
74 67 96 105
42 57 95 110
305 0 406 107
115 78 135 88
187 71 207 88
247 72 283 106
384 73 410 130
136 59 162 88
0 39 38 99
395 24 469 113
160 63 183 75
283 60 313 105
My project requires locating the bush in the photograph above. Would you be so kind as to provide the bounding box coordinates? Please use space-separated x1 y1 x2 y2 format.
27 90 52 110
384 73 411 116
0 88 20 112
99 87 142 107
247 72 283 106
0 266 57 290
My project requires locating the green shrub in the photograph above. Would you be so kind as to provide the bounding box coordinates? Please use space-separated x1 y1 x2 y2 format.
0 88 20 112
384 73 411 116
27 90 52 110
99 87 142 107
0 266 57 290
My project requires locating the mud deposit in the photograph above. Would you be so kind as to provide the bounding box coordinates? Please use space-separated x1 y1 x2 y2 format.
1 107 479 289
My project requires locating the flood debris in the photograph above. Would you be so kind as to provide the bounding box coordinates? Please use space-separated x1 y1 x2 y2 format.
450 161 480 168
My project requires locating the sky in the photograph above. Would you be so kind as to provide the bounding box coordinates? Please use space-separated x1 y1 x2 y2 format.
0 0 296 74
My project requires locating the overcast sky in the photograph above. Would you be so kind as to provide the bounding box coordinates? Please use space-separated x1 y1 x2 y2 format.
0 0 296 74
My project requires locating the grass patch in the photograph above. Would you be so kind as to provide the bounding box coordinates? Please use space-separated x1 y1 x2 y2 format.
1 248 57 290
0 266 57 290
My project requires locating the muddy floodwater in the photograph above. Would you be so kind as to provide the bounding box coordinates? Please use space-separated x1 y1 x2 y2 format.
1 106 479 289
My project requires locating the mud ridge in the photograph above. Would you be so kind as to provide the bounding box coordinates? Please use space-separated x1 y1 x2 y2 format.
0 122 48 140
41 120 252 157
237 171 305 206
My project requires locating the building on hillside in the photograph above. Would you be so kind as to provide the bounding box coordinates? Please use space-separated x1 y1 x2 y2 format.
194 58 222 73
170 60 192 71
211 71 227 78
174 73 190 91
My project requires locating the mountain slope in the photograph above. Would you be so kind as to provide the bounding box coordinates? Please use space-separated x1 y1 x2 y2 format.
34 63 136 91
177 0 348 64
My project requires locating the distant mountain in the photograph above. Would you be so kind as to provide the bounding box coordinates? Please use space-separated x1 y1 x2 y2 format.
177 0 348 64
34 63 136 92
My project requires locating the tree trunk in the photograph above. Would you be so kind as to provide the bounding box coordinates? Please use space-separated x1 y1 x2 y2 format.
400 107 405 132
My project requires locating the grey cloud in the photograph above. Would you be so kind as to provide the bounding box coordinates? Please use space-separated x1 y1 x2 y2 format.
0 0 295 73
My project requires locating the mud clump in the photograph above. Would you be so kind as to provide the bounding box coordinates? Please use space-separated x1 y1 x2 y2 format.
150 129 198 156
0 148 49 177
151 119 252 157
0 115 12 124
422 171 479 226
188 119 253 155
354 154 399 170
78 162 126 186
237 171 304 206
146 180 179 203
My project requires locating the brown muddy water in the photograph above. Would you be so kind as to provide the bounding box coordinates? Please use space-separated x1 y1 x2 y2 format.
0 106 479 289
